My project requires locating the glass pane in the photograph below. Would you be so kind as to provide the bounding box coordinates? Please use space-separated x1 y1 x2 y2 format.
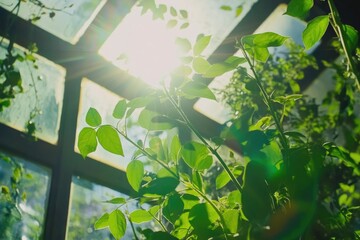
75 78 175 170
0 0 106 44
66 176 154 240
194 4 314 124
0 40 65 144
99 0 257 86
0 150 51 239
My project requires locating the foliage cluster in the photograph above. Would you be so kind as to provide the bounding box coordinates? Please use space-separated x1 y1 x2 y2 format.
77 0 360 239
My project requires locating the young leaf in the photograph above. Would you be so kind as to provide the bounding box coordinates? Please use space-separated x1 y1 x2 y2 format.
220 5 232 11
105 197 126 204
192 57 211 74
181 81 216 100
86 107 102 127
94 213 109 230
236 5 243 17
113 99 127 119
108 210 126 240
96 125 124 156
224 56 246 68
216 170 231 190
193 35 211 56
126 160 144 192
343 25 359 53
175 37 192 53
129 209 153 223
78 127 97 158
180 22 190 29
203 63 234 78
303 15 329 50
223 209 239 233
285 0 314 20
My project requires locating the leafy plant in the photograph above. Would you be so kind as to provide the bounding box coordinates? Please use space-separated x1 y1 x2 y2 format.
76 1 360 239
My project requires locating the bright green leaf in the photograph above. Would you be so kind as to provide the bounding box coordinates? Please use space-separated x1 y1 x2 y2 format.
242 32 289 48
203 63 234 78
223 209 239 233
138 109 174 131
193 35 211 56
86 107 102 127
192 57 211 74
149 137 165 160
303 15 329 50
285 0 314 20
94 213 109 230
97 125 124 156
170 135 181 163
180 22 189 29
343 24 359 53
220 5 232 11
189 203 219 231
181 141 213 170
78 127 97 158
108 210 126 239
181 81 216 100
170 6 177 16
129 209 153 223
225 56 246 68
113 99 127 119
126 160 144 192
105 197 126 204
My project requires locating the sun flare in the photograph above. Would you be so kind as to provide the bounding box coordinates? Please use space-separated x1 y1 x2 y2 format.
99 7 182 87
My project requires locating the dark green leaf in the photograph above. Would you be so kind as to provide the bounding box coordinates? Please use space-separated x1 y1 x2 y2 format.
180 22 189 29
163 194 184 223
303 15 329 50
170 6 177 16
285 0 313 19
192 57 211 74
94 213 109 230
113 99 127 119
224 56 246 68
181 81 216 100
129 209 153 223
97 125 124 156
236 5 243 17
242 32 289 48
179 9 188 18
78 127 97 158
193 35 211 56
141 177 179 195
189 203 219 231
86 107 102 127
126 160 144 192
170 135 181 163
108 210 126 239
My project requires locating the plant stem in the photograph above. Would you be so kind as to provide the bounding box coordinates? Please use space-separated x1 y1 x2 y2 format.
128 218 140 240
327 0 360 91
164 87 243 193
239 43 289 150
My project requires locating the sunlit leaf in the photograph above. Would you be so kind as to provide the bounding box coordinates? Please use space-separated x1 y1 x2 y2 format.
126 160 144 192
343 24 359 53
97 125 124 156
94 213 109 230
129 209 153 223
193 35 211 56
138 109 174 130
242 32 289 48
108 210 126 239
285 0 313 20
86 107 102 127
149 137 165 160
203 63 234 78
175 37 192 53
236 5 243 17
181 141 213 170
192 57 211 74
113 99 127 119
179 9 188 18
105 197 126 204
223 209 239 233
181 81 216 100
220 5 232 11
303 15 329 50
78 127 97 158
180 22 189 29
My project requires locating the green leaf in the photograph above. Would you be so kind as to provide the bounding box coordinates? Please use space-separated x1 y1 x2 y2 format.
86 107 102 127
97 125 124 156
203 63 234 78
220 5 232 11
129 209 153 223
216 170 231 190
113 99 127 119
105 197 126 204
192 57 211 74
167 19 177 28
126 160 144 192
163 194 184 224
180 22 189 29
108 210 126 240
242 32 289 48
343 24 359 53
170 135 181 163
303 15 329 50
193 35 211 56
138 109 174 131
181 81 216 100
236 5 243 17
181 141 213 170
224 56 246 68
189 203 219 231
1 185 10 194
78 127 97 158
149 137 165 160
175 38 192 53
223 209 239 233
141 177 179 195
94 213 109 230
170 6 177 16
285 0 314 20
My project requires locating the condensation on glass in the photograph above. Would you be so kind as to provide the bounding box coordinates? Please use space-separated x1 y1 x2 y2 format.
0 0 106 44
194 3 314 124
0 150 51 239
0 40 65 145
99 0 258 85
66 176 152 240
